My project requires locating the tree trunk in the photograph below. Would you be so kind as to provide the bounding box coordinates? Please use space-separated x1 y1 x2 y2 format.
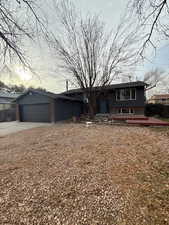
88 101 95 119
87 91 97 119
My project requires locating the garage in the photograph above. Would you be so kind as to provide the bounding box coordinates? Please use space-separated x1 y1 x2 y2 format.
20 104 50 122
15 89 83 123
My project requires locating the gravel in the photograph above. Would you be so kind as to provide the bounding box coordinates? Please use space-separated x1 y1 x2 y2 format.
0 123 168 225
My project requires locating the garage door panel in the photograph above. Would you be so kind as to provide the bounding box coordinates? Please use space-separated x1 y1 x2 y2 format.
21 104 50 122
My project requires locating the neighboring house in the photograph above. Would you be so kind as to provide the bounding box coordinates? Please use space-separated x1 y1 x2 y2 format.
0 92 21 122
0 92 20 110
15 89 83 123
148 94 169 105
63 81 147 115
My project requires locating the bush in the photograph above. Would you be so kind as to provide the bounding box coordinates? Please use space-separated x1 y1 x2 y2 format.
145 104 169 118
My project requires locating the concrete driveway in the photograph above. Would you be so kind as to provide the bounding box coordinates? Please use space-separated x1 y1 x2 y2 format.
0 121 51 136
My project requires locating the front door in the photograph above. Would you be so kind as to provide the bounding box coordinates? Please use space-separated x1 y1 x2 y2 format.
100 100 109 113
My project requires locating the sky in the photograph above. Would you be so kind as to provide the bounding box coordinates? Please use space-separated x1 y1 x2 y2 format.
0 0 169 95
144 45 169 72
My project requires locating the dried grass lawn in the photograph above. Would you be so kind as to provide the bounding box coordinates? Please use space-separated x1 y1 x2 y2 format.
0 123 169 225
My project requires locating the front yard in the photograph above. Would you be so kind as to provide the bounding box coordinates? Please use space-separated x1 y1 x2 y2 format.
0 124 169 225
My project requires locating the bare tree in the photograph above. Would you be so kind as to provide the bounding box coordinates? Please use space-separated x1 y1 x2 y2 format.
143 68 165 90
128 0 168 55
0 0 46 67
47 0 140 117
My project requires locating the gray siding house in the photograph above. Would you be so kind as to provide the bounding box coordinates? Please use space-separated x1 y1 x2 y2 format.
63 81 147 115
0 92 20 122
15 81 147 123
0 92 20 110
15 89 83 123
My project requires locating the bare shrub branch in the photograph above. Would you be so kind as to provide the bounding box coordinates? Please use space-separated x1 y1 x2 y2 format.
0 0 47 68
128 0 168 56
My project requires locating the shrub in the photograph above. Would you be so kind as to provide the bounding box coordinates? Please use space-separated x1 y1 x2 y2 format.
145 104 169 118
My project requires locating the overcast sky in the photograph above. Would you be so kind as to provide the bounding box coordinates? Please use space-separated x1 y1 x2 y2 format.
1 0 169 94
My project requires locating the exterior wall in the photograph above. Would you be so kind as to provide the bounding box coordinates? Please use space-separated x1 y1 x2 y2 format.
111 107 144 115
134 107 145 115
17 91 83 123
108 87 145 115
64 92 84 101
16 104 20 121
55 99 83 121
0 108 16 122
17 92 52 122
17 87 145 122
109 86 145 108
17 92 51 105
64 86 146 115
96 86 145 115
50 99 56 123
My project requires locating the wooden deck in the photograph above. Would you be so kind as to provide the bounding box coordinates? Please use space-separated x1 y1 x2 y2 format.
127 117 169 126
111 115 169 126
112 115 148 121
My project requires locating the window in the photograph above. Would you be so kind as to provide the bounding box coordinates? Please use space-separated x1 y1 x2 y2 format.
116 88 136 101
118 108 134 114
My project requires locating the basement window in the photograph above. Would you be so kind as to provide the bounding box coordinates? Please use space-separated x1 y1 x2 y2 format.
118 108 134 114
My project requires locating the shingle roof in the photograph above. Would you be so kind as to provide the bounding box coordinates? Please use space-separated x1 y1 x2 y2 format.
0 98 12 104
62 81 147 95
15 89 83 102
0 92 21 99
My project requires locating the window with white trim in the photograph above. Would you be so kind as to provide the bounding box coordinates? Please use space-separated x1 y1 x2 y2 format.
118 108 134 114
116 88 136 101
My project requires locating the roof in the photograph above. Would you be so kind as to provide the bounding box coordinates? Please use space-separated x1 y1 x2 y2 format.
150 94 169 100
62 81 147 95
15 89 83 102
0 92 21 99
0 98 13 104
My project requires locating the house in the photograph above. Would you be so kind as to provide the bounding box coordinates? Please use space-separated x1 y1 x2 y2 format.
62 81 147 115
0 92 20 111
148 94 169 105
15 81 147 123
15 89 83 123
0 92 21 122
